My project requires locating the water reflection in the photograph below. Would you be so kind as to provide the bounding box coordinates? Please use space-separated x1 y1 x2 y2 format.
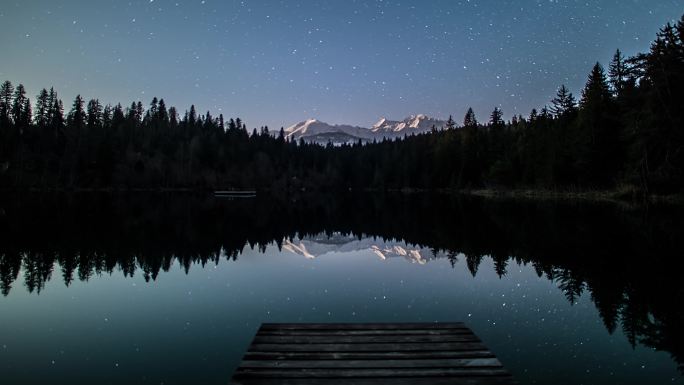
1 192 683 378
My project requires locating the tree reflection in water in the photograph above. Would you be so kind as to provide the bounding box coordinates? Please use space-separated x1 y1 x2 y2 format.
1 192 683 372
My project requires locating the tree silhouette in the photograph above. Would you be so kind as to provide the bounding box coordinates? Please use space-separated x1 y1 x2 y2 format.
445 114 456 130
0 80 14 126
575 62 622 186
35 88 50 128
11 84 31 129
609 49 628 97
489 107 503 127
463 107 477 127
550 84 577 117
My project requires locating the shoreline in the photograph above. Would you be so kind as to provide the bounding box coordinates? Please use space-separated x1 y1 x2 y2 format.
1 186 682 205
463 188 684 205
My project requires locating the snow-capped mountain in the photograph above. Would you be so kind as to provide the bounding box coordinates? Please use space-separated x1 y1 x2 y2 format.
371 114 448 136
281 232 443 265
283 115 452 145
284 119 373 144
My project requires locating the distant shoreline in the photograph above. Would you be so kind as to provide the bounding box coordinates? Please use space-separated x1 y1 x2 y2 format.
1 186 683 205
462 188 684 205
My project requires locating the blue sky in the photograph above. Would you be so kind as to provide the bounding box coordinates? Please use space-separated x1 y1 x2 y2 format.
1 0 682 129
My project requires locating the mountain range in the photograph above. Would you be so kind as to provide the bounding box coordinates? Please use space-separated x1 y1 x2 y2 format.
283 114 449 144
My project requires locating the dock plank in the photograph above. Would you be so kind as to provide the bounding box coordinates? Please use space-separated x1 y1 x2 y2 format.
239 357 502 368
249 342 488 352
243 350 497 360
259 322 467 330
234 367 512 378
231 323 516 384
257 329 476 336
232 378 516 385
252 334 480 344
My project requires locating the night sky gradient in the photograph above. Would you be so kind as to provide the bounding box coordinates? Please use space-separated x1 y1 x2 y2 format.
1 0 682 129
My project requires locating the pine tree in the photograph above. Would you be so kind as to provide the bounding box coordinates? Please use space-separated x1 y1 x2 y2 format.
0 81 13 126
635 19 684 192
157 99 168 123
581 63 612 109
103 104 112 129
149 97 158 118
127 102 137 122
35 89 50 127
65 95 86 186
68 95 86 131
50 99 64 133
463 107 477 127
459 107 480 187
540 106 551 119
20 99 31 130
189 105 197 125
168 106 178 127
135 101 144 124
577 62 620 186
550 85 577 117
205 110 213 130
112 104 124 123
87 99 103 130
608 49 627 97
47 88 57 122
11 84 29 128
445 114 455 130
0 81 14 164
489 107 503 127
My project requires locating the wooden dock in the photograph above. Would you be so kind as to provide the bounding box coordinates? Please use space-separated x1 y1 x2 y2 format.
231 322 516 385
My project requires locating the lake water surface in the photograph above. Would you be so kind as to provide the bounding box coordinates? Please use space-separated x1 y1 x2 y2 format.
1 193 682 384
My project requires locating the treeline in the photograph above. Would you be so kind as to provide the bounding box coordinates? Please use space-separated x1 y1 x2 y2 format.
1 16 683 193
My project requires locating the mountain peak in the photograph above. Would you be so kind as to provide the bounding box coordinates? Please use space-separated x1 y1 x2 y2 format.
372 117 388 129
284 114 452 145
283 118 374 144
371 114 447 134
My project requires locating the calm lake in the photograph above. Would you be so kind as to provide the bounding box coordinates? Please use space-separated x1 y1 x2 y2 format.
1 193 682 384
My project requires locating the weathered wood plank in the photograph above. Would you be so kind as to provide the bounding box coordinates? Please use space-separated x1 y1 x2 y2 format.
252 334 480 344
249 342 488 352
259 323 466 330
257 329 475 336
239 357 503 369
231 377 517 385
232 323 516 385
233 367 512 378
243 350 496 361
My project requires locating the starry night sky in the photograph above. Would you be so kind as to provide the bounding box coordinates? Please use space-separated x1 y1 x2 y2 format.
1 0 682 129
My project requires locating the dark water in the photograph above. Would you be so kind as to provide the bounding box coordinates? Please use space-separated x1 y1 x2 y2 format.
0 193 683 385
